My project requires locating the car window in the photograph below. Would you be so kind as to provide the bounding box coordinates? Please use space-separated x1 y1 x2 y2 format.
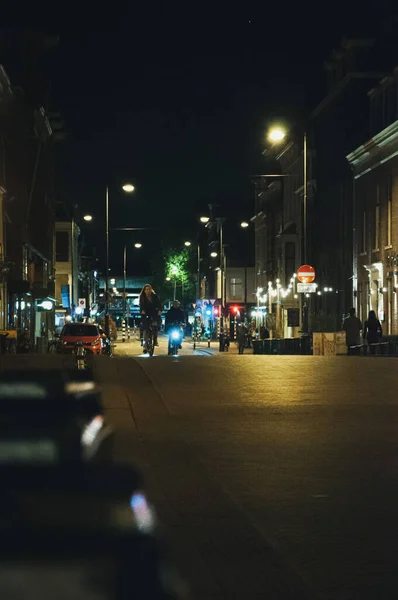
62 325 98 337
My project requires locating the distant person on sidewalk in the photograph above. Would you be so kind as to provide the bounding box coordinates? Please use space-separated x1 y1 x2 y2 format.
140 284 162 351
237 324 248 354
260 325 270 340
343 307 362 355
363 310 382 355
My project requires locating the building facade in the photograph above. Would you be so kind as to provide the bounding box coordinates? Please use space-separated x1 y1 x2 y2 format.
254 36 393 335
0 62 62 345
347 67 398 332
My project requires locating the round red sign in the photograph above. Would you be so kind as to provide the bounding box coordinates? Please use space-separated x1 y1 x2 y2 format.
297 265 315 284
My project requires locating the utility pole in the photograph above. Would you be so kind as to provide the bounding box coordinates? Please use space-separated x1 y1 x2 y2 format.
105 185 110 338
302 132 309 335
123 244 127 321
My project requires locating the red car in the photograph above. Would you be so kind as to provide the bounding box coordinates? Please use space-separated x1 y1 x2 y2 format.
58 323 102 355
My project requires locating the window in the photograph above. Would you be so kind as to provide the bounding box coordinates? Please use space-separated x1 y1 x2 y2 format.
56 231 69 262
230 278 242 300
387 173 392 247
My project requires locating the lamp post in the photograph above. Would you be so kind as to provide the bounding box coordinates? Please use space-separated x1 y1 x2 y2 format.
105 183 135 337
122 241 142 338
267 126 308 333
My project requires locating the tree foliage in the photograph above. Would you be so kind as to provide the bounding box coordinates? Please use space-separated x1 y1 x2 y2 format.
163 247 196 305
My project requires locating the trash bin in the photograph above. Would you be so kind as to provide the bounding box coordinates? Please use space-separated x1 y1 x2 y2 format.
300 335 312 355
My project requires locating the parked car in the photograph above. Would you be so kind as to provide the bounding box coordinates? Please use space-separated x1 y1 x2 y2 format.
57 323 102 355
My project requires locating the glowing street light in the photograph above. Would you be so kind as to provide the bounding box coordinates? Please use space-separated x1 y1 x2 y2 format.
83 214 93 222
210 252 218 258
122 184 135 193
166 277 171 281
184 241 192 247
171 265 179 276
240 221 249 228
134 243 142 249
268 127 286 143
200 216 210 223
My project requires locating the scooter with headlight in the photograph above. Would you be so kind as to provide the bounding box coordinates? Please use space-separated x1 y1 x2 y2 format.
168 323 184 356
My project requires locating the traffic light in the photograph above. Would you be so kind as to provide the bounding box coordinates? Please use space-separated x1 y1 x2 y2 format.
213 307 219 317
232 306 239 314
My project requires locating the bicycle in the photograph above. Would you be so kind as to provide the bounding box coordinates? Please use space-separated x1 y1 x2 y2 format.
143 317 156 357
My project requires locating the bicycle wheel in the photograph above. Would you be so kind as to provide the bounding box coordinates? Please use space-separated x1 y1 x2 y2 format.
148 328 154 356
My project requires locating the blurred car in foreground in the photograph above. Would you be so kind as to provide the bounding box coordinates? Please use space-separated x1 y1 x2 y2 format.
0 369 113 464
57 323 102 355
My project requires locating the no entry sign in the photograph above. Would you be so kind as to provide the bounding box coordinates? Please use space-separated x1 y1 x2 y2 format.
297 265 315 284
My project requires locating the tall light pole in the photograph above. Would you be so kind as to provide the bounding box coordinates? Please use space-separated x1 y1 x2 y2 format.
122 241 143 334
184 240 201 300
303 132 307 264
268 126 309 334
105 183 135 337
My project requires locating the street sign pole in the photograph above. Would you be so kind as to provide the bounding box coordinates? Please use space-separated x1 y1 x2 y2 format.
297 265 315 337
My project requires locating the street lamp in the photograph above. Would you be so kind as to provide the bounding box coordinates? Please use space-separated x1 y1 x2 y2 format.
134 243 142 249
240 221 249 228
268 124 309 333
83 214 93 222
105 183 135 337
184 241 192 247
200 216 210 224
210 252 218 258
268 127 286 143
166 277 171 281
122 184 135 193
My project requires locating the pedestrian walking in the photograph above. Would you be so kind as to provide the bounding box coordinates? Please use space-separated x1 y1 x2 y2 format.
363 310 382 355
343 307 362 355
236 323 248 354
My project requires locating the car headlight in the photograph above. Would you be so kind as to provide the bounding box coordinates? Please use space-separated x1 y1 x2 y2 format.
90 338 100 346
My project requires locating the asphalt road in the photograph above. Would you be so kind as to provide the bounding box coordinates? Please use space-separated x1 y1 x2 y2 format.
94 353 398 600
2 352 398 599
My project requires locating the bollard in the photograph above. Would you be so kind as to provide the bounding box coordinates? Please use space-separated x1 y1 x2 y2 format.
122 319 126 343
219 333 225 352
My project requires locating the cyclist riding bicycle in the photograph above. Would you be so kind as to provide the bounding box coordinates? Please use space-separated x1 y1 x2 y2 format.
139 284 162 353
165 301 185 353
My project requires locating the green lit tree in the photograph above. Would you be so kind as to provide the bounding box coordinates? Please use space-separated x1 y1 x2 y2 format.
164 247 195 306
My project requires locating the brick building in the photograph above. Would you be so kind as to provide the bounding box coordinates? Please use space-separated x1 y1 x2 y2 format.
346 67 398 333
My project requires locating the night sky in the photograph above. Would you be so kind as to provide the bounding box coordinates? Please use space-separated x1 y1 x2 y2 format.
2 2 393 274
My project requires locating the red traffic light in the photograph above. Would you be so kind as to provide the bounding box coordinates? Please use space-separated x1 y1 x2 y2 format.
213 308 219 316
232 306 240 314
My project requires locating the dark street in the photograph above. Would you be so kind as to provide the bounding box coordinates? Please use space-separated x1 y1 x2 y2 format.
4 354 398 599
